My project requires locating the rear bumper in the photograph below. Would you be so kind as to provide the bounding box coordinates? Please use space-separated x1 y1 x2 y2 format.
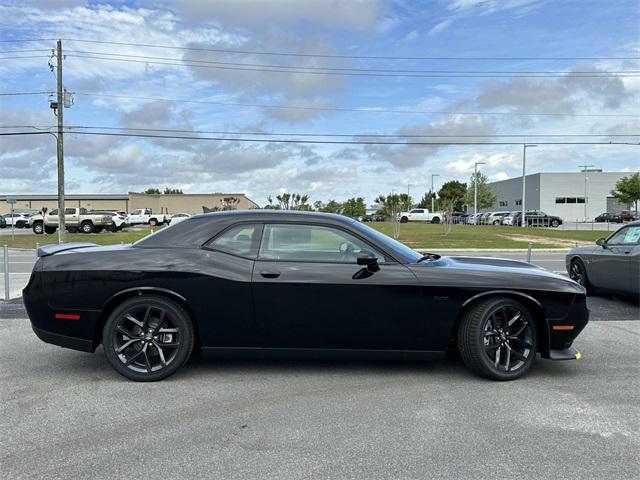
31 325 94 352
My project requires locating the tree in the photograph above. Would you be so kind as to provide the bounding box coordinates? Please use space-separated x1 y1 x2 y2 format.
163 188 183 194
438 181 467 234
221 196 240 210
264 196 280 209
267 192 311 210
465 172 497 211
144 188 161 194
375 193 412 238
341 197 366 217
438 181 467 212
417 191 439 211
315 199 343 214
611 172 640 213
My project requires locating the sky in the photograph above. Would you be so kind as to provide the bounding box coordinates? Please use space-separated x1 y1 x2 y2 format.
1 0 639 207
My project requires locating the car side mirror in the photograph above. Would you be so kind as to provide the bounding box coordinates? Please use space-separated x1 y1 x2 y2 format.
595 238 607 247
357 251 380 272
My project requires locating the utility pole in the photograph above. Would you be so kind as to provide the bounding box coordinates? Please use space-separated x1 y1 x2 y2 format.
55 39 66 243
522 144 537 228
579 164 595 222
431 173 439 213
474 162 485 216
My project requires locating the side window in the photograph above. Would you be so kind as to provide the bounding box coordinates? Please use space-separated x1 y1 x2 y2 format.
259 224 384 263
205 224 261 258
49 209 58 216
79 208 87 214
608 226 640 245
65 208 75 214
410 209 423 213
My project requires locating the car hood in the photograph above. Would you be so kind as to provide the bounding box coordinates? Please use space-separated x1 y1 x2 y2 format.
567 245 599 256
408 255 585 294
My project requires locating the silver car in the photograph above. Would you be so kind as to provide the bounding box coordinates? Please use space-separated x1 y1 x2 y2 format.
566 221 640 297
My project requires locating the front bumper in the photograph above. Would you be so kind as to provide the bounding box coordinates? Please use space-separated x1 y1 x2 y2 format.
541 294 589 360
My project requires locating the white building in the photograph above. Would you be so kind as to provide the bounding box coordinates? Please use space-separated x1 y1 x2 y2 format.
486 171 635 220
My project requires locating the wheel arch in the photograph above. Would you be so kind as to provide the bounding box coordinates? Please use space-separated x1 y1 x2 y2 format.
95 287 201 349
450 290 548 355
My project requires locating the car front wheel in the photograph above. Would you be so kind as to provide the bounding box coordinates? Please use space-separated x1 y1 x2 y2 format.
457 298 537 381
80 221 94 233
431 216 440 224
103 295 194 381
569 258 591 294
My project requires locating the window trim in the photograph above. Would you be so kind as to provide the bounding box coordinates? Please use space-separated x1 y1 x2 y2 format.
257 221 396 265
606 226 640 246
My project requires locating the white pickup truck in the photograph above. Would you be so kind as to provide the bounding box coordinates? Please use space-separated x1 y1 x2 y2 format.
399 208 444 224
126 208 168 226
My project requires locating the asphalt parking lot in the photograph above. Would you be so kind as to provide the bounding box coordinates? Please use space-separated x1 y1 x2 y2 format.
0 310 638 479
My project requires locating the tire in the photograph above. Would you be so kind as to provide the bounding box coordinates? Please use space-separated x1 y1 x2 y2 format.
550 219 560 228
431 216 440 224
149 218 158 227
33 222 44 234
15 221 25 229
569 258 592 294
94 226 104 233
44 225 57 234
493 220 500 225
400 216 408 223
66 226 78 233
80 221 94 234
457 297 537 381
102 295 195 382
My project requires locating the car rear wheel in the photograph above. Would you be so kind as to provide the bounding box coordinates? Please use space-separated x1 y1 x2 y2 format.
103 295 194 381
569 259 591 294
399 216 408 223
149 218 158 226
550 219 560 228
457 298 537 381
80 221 94 233
44 225 57 234
431 216 440 224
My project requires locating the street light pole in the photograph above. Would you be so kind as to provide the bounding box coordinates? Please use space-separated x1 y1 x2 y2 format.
474 162 485 216
522 144 537 228
431 174 439 213
579 164 595 221
55 39 66 244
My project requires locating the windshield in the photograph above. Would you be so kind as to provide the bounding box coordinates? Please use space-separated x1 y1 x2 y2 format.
351 221 423 263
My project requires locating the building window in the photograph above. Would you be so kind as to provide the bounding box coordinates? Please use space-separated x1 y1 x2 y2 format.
499 201 508 207
515 200 522 206
556 197 586 204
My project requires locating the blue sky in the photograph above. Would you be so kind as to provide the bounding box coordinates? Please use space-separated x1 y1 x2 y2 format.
1 0 638 206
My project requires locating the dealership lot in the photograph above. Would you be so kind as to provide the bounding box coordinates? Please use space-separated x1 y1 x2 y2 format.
0 312 638 479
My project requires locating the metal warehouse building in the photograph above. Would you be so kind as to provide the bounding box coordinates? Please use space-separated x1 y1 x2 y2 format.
486 171 635 221
0 192 259 215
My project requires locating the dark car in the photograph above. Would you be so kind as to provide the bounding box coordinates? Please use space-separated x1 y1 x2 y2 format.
567 221 640 297
524 210 563 228
0 214 6 228
594 213 622 223
619 211 639 222
24 211 588 382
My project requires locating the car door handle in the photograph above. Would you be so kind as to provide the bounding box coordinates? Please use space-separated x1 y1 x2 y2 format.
260 271 281 279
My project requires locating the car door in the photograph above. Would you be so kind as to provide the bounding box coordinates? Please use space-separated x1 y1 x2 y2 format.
587 225 639 292
65 207 79 227
251 222 424 351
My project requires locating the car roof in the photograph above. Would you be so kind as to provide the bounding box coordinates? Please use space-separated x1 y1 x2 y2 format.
191 209 354 224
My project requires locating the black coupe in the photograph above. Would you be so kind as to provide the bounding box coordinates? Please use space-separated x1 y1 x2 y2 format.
24 211 588 382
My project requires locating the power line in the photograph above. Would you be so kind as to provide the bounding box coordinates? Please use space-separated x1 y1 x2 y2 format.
2 125 637 138
63 50 639 75
3 90 637 119
74 92 640 118
0 38 56 43
0 91 52 96
66 54 639 78
60 38 640 61
0 55 50 60
2 130 637 146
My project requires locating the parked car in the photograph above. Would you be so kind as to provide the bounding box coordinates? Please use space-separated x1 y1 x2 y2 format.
24 210 588 382
619 211 639 222
126 208 168 226
89 210 129 231
0 214 6 228
30 208 113 234
168 213 191 226
566 221 640 297
594 213 622 223
502 211 521 226
3 212 31 228
524 210 563 228
487 211 510 225
399 208 443 224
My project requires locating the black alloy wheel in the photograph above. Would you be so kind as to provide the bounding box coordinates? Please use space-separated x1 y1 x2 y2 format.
569 259 591 293
149 218 158 227
103 296 194 381
458 298 537 380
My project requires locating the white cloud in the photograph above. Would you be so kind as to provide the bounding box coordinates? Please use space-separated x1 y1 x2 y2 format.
428 19 452 36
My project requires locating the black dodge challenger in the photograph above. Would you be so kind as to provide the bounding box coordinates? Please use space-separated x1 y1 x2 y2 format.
24 210 588 382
